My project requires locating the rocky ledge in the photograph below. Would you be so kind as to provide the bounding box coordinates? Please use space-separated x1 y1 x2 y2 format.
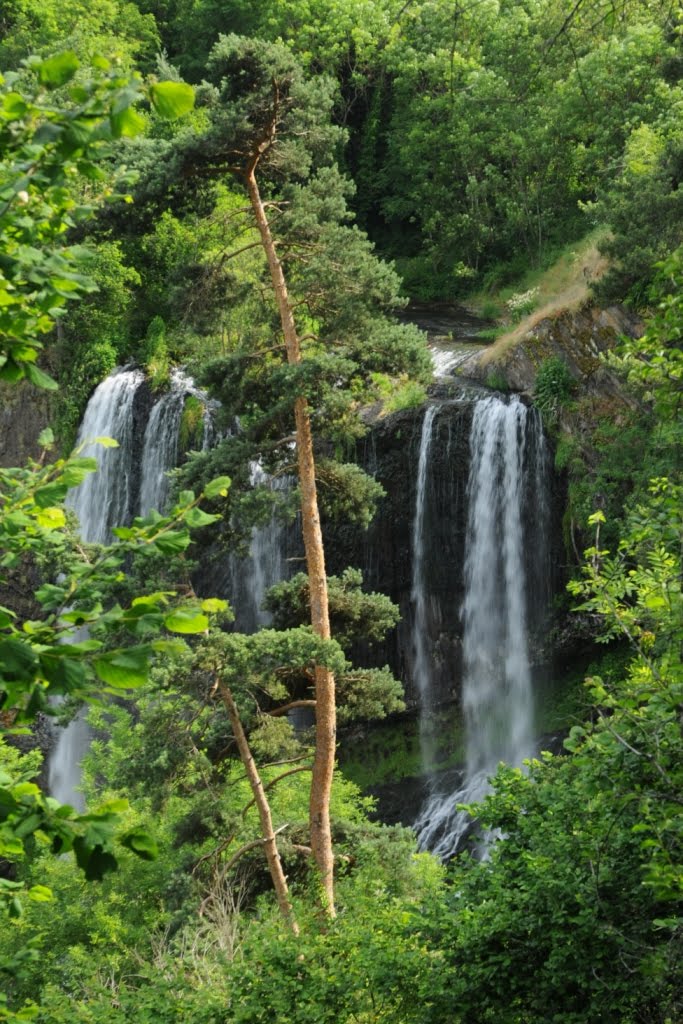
459 304 643 394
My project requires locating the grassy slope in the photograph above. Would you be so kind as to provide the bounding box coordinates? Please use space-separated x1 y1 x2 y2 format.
468 229 610 366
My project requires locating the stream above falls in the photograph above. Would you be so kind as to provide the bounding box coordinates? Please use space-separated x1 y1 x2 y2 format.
403 302 491 378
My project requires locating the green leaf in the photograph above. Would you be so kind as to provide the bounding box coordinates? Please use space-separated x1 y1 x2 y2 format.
153 531 191 555
73 838 118 881
110 105 146 139
35 506 66 529
94 649 150 689
204 476 231 499
164 608 209 634
23 363 58 390
34 482 68 508
27 885 53 903
149 81 195 120
185 506 219 529
0 638 37 678
97 798 129 815
120 827 158 861
38 428 54 448
38 52 80 89
201 598 229 614
91 436 119 448
39 652 87 693
132 591 175 607
0 360 23 383
60 457 98 488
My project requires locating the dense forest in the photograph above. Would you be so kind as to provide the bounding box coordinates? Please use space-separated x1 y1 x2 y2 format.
0 0 682 1021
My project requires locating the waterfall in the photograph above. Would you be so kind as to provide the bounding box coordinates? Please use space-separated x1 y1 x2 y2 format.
50 369 145 809
414 394 549 859
225 462 290 633
140 369 213 516
410 405 439 769
65 368 145 544
50 366 210 809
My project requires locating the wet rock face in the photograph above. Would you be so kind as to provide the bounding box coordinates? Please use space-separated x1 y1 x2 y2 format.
0 381 54 468
462 304 643 393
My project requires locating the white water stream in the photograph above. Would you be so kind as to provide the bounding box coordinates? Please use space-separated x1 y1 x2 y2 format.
414 394 548 859
410 405 440 770
49 367 210 808
223 461 291 632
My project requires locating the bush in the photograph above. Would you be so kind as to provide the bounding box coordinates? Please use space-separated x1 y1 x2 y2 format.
533 356 576 422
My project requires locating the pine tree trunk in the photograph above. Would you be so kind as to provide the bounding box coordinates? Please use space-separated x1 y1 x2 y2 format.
216 679 299 935
246 169 337 916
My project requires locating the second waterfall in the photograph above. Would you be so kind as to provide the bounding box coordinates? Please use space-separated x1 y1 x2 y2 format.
413 394 549 859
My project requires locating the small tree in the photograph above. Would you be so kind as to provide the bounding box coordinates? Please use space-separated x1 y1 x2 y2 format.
177 34 429 914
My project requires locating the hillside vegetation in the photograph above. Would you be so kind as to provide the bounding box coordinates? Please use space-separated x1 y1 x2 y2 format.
0 1 682 1022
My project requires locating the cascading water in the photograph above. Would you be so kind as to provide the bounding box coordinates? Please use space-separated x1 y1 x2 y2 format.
411 405 440 769
65 368 145 544
225 462 290 633
49 366 211 808
140 369 213 516
414 394 549 859
50 368 145 809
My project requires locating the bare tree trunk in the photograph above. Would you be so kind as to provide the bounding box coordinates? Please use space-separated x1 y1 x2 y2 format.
216 678 300 935
245 168 337 917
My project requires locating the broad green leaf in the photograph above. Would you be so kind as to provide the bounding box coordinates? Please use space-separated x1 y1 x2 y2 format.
132 591 175 606
35 506 66 529
185 506 219 528
61 457 99 488
164 608 209 634
27 885 53 902
91 436 119 448
0 638 37 677
24 363 58 390
94 649 150 689
73 837 118 881
120 827 158 861
38 52 80 89
153 531 191 555
149 81 195 120
39 653 87 693
97 798 129 815
0 360 24 383
38 428 54 448
201 598 229 614
0 608 15 628
34 482 68 508
110 105 146 139
204 476 231 498
151 638 187 655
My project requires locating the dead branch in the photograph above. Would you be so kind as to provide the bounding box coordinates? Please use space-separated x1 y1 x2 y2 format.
268 700 317 718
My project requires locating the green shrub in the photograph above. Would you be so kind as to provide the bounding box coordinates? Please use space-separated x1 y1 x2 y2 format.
533 356 576 422
141 316 170 390
385 379 427 413
485 367 509 392
178 395 205 454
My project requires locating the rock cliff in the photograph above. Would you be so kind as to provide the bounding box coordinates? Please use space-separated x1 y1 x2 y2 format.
459 303 643 394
